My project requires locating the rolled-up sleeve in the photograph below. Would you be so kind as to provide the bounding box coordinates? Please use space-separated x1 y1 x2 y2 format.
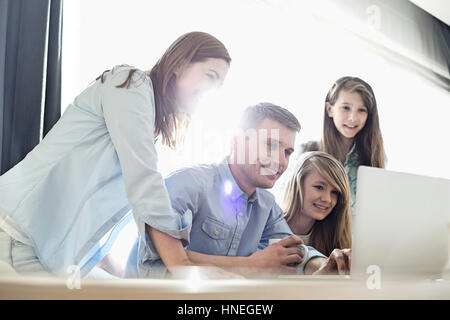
125 168 204 278
164 168 204 219
296 247 326 275
101 69 192 272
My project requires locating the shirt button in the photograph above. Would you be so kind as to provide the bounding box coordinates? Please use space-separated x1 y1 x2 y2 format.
214 230 219 236
238 212 243 217
232 244 237 249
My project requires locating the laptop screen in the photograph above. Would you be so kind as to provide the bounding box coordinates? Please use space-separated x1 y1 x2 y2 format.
351 166 450 279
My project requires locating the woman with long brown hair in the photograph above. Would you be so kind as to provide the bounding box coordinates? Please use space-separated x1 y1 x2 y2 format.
0 32 231 278
281 151 352 257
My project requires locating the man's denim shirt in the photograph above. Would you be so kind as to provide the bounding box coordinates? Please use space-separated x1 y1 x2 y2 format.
126 158 326 278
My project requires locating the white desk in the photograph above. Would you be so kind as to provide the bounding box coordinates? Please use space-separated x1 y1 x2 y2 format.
0 273 449 300
1 224 449 300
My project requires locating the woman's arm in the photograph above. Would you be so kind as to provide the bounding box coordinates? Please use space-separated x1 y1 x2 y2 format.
96 253 124 277
102 69 192 276
147 225 193 270
148 226 245 279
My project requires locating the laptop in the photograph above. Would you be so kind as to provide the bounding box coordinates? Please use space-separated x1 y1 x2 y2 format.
351 166 450 280
280 166 450 280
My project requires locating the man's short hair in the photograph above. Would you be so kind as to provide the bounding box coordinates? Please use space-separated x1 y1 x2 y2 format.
238 102 301 132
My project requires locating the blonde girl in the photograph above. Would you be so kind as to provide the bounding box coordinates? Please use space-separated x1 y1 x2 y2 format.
281 151 352 257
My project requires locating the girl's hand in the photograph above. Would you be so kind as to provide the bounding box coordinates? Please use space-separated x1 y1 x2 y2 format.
312 248 351 275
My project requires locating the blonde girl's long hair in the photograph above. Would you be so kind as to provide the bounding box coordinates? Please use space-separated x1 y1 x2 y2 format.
281 151 352 256
98 31 231 149
323 76 385 168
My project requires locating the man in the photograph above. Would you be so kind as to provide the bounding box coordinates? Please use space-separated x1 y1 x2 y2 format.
125 103 350 278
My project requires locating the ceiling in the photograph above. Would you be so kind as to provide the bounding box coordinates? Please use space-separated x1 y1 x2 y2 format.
409 0 450 26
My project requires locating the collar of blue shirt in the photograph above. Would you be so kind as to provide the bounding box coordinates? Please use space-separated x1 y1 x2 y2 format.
217 157 259 203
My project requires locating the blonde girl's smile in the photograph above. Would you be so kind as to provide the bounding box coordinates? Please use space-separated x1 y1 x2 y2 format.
301 168 339 220
312 202 331 212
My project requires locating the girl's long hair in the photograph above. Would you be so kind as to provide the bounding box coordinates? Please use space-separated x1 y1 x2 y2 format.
281 151 352 256
98 32 231 149
323 76 385 167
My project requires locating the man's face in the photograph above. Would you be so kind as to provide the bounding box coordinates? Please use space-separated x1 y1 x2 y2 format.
232 118 296 192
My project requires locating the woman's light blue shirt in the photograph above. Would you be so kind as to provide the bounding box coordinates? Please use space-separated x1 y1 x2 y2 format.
0 65 190 276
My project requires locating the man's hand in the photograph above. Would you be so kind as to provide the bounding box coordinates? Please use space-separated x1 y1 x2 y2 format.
249 235 305 274
311 248 351 275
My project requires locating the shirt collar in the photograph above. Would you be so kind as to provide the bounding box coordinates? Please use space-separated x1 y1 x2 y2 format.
218 157 259 203
348 143 356 155
345 143 359 166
